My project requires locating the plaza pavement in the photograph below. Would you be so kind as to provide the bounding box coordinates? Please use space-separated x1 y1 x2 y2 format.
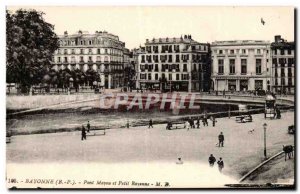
7 111 294 186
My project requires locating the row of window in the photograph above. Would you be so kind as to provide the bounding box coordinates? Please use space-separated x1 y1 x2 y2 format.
215 48 266 55
57 56 114 63
217 59 263 74
145 44 207 53
274 78 293 86
56 48 123 56
140 63 205 72
140 73 189 81
53 64 123 71
140 54 206 63
272 58 294 64
214 48 293 56
273 49 293 55
59 38 120 47
274 68 293 77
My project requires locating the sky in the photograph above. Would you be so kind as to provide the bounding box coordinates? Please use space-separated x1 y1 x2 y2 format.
7 6 295 50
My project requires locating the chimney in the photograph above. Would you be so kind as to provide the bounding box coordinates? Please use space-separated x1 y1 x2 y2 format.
275 35 281 43
78 30 82 35
146 39 149 43
184 35 187 39
64 31 68 37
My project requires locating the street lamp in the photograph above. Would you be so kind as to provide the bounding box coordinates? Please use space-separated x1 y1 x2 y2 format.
263 123 268 159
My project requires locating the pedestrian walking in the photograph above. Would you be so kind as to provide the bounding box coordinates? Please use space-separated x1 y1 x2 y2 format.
218 132 224 147
217 158 224 172
166 121 172 130
203 113 208 126
185 121 190 130
276 107 281 119
205 117 209 126
189 119 194 129
202 118 206 126
196 118 200 129
148 119 153 128
211 116 217 127
192 119 196 128
81 125 86 141
208 154 216 167
87 121 90 133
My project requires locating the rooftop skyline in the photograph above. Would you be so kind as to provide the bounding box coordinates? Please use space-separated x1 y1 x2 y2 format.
7 6 295 50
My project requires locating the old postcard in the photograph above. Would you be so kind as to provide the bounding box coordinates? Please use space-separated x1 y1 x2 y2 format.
6 6 295 189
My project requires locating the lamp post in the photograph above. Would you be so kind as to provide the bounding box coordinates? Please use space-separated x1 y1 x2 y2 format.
263 123 267 159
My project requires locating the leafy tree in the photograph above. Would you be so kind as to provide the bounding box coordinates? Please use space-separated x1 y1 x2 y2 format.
6 9 59 93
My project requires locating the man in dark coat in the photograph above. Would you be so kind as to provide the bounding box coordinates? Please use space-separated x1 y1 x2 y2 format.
276 108 281 119
149 119 153 128
208 154 216 167
81 125 86 141
217 158 224 172
218 132 224 147
196 118 200 129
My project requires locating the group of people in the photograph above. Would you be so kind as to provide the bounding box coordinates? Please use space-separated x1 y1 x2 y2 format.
185 115 217 130
208 154 224 172
81 121 91 141
176 154 225 173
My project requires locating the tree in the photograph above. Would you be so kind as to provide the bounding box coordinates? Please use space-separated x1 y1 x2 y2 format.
6 9 59 93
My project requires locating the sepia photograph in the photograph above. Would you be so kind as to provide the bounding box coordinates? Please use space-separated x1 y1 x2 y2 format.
5 5 295 189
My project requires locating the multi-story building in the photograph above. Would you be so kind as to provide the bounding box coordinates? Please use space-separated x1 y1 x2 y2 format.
123 48 132 90
136 35 211 92
52 30 127 89
270 35 295 94
211 40 271 92
128 48 139 90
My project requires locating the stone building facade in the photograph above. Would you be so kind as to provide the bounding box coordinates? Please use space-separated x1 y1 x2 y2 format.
136 35 211 92
270 35 295 94
211 40 271 92
52 30 127 89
